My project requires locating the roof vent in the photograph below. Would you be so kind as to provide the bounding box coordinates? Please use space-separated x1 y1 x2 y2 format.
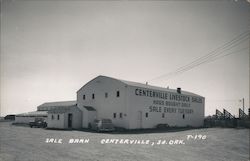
177 87 181 94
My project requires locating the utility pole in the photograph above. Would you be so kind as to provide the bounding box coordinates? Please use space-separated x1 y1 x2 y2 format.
239 98 245 113
242 98 245 113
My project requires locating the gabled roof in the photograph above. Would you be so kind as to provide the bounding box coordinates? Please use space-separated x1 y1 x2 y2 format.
38 101 77 108
78 75 203 97
48 106 80 114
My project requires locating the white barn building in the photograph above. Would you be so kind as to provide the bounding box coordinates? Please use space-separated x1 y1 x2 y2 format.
77 75 205 129
15 75 205 130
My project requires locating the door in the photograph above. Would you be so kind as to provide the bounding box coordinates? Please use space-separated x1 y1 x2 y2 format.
68 113 72 128
137 111 142 129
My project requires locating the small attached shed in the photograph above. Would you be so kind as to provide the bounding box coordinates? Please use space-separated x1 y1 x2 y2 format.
81 106 97 128
47 105 82 129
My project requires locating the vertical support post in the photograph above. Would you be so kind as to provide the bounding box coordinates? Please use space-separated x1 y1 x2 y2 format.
248 108 250 120
242 98 245 113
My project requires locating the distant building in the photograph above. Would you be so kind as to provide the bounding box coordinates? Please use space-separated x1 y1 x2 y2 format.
37 101 77 111
15 101 77 124
4 115 15 120
15 111 47 124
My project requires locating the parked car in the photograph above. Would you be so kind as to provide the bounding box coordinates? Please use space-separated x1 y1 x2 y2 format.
90 119 114 132
156 123 169 129
29 118 47 128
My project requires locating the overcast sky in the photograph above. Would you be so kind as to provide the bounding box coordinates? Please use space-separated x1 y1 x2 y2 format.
1 0 249 117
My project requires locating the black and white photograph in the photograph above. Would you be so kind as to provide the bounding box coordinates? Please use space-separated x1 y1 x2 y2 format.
0 0 249 161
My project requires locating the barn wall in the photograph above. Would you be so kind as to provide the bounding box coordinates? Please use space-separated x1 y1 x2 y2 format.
77 76 129 128
47 113 65 129
127 85 205 129
47 107 82 129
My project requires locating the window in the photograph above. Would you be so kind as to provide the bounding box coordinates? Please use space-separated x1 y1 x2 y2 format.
120 113 122 118
182 114 185 119
105 92 108 98
113 113 116 118
116 91 120 97
162 113 165 118
92 93 95 99
51 115 54 120
83 95 85 100
57 114 60 120
145 113 148 118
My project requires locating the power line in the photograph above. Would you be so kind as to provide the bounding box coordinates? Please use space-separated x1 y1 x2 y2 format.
170 31 249 74
148 30 250 82
159 47 248 81
148 30 249 82
163 38 249 80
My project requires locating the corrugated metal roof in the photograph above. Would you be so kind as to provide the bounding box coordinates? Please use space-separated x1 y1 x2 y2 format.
16 111 48 117
48 106 80 113
78 75 203 97
90 75 203 97
38 101 77 108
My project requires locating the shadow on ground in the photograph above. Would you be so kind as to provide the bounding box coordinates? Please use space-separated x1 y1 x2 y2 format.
46 127 203 135
11 122 203 134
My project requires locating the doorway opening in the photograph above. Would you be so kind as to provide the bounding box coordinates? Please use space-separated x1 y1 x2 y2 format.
68 113 72 128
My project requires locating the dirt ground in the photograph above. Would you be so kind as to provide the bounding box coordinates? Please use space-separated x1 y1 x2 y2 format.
0 122 249 161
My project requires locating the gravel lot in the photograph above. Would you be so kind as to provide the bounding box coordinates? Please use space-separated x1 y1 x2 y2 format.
0 122 249 161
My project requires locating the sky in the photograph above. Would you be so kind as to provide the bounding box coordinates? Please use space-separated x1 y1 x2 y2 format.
0 0 249 117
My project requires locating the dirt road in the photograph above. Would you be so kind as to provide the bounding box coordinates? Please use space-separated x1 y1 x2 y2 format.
0 122 249 161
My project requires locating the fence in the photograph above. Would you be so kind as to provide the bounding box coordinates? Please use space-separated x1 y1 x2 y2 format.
204 108 250 128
